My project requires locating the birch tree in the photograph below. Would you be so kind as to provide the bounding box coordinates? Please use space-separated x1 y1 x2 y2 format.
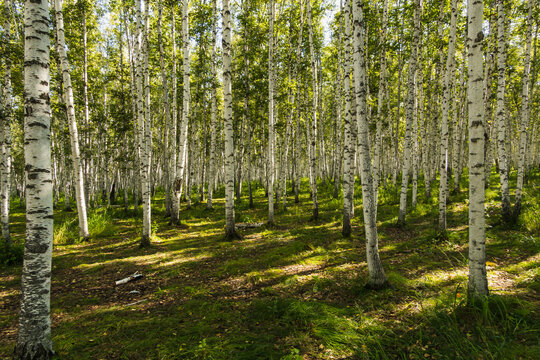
495 0 511 222
467 0 489 297
352 0 388 288
342 0 355 236
14 0 55 357
514 0 533 217
54 0 90 241
207 0 217 210
397 0 420 226
268 0 275 225
223 0 239 239
307 0 319 221
173 0 191 226
438 0 457 232
373 0 389 214
157 0 172 216
1 0 12 248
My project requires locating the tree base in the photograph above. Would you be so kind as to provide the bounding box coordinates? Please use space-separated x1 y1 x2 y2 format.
13 342 54 360
224 229 242 241
342 220 351 237
139 235 151 248
364 280 392 291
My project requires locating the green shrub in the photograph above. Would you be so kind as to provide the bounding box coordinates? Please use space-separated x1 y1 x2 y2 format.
520 202 540 233
0 243 24 266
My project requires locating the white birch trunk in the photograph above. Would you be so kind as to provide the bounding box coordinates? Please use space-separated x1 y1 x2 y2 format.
495 0 511 221
1 0 12 247
173 0 190 225
268 0 275 224
438 0 457 232
54 0 90 240
307 0 319 220
207 0 217 210
170 6 178 215
342 0 355 236
223 0 238 239
157 0 172 216
397 0 420 226
514 0 532 216
14 0 54 357
140 0 152 246
467 0 489 297
373 0 388 214
352 0 387 288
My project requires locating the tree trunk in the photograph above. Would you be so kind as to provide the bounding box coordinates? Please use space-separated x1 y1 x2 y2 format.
267 0 275 225
514 0 532 217
495 0 511 222
54 0 90 241
307 0 319 220
467 0 489 297
397 0 420 226
352 0 387 288
223 0 238 239
438 0 457 232
1 0 12 248
207 0 217 210
158 0 172 216
14 1 55 357
342 0 355 236
173 0 191 226
373 0 389 214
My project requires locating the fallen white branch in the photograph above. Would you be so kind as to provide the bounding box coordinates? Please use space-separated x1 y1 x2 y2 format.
126 298 147 306
115 271 143 285
235 222 264 229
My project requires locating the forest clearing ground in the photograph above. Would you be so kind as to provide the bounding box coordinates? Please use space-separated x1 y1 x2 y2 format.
1 171 539 359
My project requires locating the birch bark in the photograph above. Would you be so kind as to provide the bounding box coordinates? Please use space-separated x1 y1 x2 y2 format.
514 0 532 216
352 0 387 288
467 0 489 297
14 0 54 356
54 0 90 241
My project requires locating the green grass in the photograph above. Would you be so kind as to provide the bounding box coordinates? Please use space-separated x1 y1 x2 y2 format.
0 168 538 359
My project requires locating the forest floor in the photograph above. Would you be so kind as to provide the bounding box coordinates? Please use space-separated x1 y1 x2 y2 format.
1 170 539 359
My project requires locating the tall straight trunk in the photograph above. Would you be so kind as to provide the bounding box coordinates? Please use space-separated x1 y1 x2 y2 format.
207 0 217 210
452 56 466 194
484 10 496 185
14 1 54 357
268 0 275 224
307 0 319 220
243 1 253 209
352 0 387 288
294 2 305 205
495 0 511 222
140 0 152 247
342 0 355 236
373 0 389 213
397 0 420 226
170 6 178 214
54 0 90 241
333 0 344 200
158 0 172 216
438 0 457 232
1 0 12 248
467 0 489 297
514 0 532 216
82 1 90 204
173 0 190 225
223 0 238 239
